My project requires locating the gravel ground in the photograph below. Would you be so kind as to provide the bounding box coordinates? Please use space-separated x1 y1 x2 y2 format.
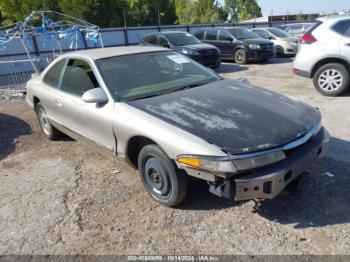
0 58 349 255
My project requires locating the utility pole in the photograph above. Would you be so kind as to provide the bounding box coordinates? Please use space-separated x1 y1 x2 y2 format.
123 9 127 29
158 5 161 28
123 9 129 46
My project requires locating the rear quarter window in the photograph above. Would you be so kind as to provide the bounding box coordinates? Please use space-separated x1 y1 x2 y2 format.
205 30 217 40
195 31 204 40
43 59 66 88
143 35 157 45
332 20 350 37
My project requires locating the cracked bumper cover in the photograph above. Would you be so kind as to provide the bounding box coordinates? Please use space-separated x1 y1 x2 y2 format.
209 128 330 201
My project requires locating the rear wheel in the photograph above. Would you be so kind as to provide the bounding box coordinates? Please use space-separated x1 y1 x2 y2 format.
138 144 187 207
275 45 284 57
313 63 349 96
35 102 62 140
234 49 248 65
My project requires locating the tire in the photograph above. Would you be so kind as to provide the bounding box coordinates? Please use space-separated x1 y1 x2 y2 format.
211 62 221 69
313 63 350 96
275 45 284 57
35 102 62 140
234 49 248 65
138 144 187 207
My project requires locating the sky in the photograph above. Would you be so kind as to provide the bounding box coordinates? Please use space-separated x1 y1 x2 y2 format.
256 0 350 16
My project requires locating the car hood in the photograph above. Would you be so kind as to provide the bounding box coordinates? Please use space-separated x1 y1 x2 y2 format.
241 38 272 44
127 79 321 154
176 43 219 52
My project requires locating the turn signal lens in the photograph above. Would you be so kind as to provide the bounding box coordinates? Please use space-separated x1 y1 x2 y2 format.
177 157 202 168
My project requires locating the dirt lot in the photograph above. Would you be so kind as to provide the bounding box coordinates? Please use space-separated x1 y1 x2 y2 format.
0 58 349 255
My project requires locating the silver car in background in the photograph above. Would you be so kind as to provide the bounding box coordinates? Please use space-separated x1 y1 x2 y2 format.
252 27 299 56
25 46 329 207
279 23 315 37
293 15 350 96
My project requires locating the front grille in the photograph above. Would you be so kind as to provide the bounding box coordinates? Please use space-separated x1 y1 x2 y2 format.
260 43 274 50
198 49 219 55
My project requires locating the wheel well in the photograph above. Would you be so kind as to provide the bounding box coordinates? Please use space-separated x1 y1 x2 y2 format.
126 136 157 169
33 96 40 108
312 58 350 77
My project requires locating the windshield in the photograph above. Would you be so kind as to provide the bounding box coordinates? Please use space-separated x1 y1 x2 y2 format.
166 33 201 46
228 28 260 40
267 28 290 38
96 51 220 102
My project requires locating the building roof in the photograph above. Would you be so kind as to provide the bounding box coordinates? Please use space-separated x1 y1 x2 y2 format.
61 45 167 60
317 14 350 22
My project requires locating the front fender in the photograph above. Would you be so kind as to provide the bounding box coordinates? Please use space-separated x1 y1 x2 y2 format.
112 103 227 160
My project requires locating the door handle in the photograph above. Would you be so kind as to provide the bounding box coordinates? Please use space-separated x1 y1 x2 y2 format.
55 99 62 106
345 43 350 47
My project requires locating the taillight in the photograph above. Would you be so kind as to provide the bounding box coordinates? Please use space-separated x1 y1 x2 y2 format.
300 33 317 44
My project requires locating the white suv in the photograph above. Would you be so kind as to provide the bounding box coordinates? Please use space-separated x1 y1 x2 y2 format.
293 15 350 96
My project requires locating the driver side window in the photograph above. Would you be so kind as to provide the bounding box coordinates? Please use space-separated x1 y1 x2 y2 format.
254 30 270 39
218 30 233 41
60 59 99 97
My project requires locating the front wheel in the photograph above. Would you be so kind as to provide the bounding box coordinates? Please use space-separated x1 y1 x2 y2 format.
275 45 284 57
313 63 349 96
35 102 62 140
234 49 248 65
138 144 187 207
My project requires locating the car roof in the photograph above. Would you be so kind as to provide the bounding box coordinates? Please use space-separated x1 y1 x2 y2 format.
60 46 167 60
144 31 188 37
197 27 249 31
280 22 314 26
160 31 189 35
317 14 350 22
252 27 280 30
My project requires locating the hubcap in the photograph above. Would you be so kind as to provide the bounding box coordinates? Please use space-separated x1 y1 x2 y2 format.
143 157 171 199
38 108 50 135
318 69 343 92
148 168 162 189
236 53 243 62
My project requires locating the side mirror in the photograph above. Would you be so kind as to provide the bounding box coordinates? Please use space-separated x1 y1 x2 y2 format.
82 88 108 104
268 35 274 40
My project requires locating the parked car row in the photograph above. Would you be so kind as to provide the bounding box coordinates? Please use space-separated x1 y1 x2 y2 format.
141 27 279 68
141 17 350 97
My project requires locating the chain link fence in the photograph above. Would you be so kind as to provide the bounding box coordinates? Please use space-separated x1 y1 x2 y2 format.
0 20 308 98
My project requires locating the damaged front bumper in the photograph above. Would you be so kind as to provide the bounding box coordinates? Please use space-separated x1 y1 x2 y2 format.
208 127 330 201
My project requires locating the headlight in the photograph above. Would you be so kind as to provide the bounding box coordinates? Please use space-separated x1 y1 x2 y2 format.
181 48 198 55
177 156 236 173
176 150 286 173
248 43 260 50
230 150 286 172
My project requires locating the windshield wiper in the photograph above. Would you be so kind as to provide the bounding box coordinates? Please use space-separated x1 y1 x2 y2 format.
126 92 169 101
173 81 212 92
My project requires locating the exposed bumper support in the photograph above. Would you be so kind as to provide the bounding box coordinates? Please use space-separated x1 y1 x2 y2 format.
208 128 330 201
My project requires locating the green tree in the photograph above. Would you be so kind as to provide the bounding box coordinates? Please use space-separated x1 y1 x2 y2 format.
225 0 261 22
174 0 193 24
177 0 225 24
58 0 128 27
0 0 59 25
126 0 177 26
